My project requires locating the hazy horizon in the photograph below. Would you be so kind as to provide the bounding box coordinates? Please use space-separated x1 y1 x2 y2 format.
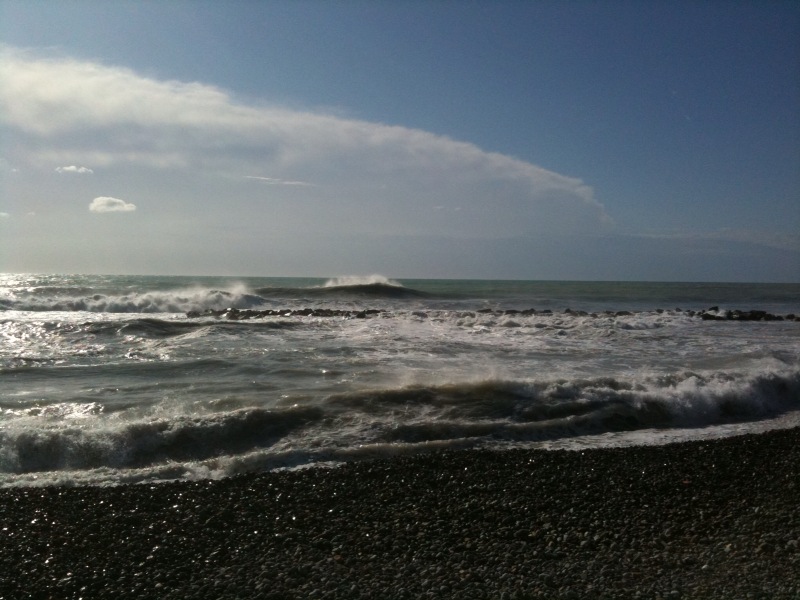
3 272 800 287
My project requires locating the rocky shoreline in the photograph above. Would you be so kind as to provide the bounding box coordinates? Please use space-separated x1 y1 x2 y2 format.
188 306 800 321
2 427 798 599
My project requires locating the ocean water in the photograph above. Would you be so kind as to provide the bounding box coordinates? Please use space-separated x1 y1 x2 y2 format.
1 273 799 487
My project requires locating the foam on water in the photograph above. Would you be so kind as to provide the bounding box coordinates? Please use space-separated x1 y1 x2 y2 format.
323 274 402 288
3 286 268 314
1 367 797 486
2 274 800 487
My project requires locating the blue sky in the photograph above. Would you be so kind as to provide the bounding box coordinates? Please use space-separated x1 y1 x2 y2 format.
0 0 798 281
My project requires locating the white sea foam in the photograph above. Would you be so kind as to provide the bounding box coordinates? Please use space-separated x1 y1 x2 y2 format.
1 368 797 486
323 274 402 288
2 284 268 314
2 274 799 487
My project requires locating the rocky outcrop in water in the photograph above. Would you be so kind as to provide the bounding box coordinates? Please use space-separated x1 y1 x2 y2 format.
186 306 800 321
698 308 791 321
186 308 385 320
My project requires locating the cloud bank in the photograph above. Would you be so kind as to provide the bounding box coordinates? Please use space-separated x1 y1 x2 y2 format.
89 196 136 213
0 47 609 240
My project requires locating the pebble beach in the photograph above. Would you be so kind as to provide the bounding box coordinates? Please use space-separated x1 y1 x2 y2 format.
2 427 798 599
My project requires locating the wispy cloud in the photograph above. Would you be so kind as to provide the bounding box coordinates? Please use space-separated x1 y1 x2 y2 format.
0 212 10 219
56 165 93 174
627 229 800 254
244 176 315 186
89 196 136 213
0 47 610 239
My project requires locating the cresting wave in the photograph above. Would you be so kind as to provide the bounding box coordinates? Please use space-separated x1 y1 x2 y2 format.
2 369 797 485
4 275 799 314
256 276 429 300
0 280 429 313
322 275 402 287
0 287 268 314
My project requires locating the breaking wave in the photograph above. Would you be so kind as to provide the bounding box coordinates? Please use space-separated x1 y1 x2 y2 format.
326 370 800 439
318 282 429 299
323 275 402 288
1 286 270 314
2 369 797 485
255 275 430 300
0 405 325 474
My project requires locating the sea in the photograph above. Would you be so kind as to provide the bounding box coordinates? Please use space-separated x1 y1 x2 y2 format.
1 273 799 487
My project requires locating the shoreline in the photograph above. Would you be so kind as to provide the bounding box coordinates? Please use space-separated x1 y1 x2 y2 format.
2 428 798 598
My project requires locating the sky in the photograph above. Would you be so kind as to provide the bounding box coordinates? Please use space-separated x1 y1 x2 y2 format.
0 0 798 281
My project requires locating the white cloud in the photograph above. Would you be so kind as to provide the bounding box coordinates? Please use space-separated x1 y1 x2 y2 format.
0 46 610 243
0 212 9 218
56 165 93 174
89 196 136 213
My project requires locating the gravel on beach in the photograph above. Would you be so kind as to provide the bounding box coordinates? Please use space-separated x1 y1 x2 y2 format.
2 427 798 599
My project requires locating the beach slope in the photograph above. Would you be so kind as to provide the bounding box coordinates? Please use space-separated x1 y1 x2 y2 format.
2 428 798 599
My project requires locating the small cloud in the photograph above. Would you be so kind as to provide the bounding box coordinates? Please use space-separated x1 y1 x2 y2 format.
244 175 315 186
56 165 93 174
89 196 136 213
0 212 10 218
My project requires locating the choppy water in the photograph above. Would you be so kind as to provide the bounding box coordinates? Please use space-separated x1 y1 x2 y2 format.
1 273 799 486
